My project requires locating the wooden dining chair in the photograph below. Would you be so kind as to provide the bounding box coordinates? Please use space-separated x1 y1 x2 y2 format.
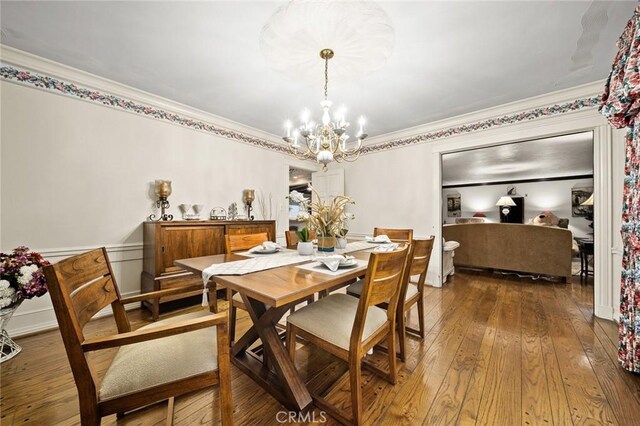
286 246 410 425
43 247 233 426
225 232 270 343
284 229 316 249
347 237 434 362
373 227 414 242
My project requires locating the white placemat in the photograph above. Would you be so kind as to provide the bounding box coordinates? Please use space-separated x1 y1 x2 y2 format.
296 259 368 276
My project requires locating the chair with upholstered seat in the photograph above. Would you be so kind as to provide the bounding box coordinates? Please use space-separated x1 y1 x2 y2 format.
373 227 413 243
284 229 316 249
347 237 434 361
43 247 233 426
286 246 410 425
224 232 270 343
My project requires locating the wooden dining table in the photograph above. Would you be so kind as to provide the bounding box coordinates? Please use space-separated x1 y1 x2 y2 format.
175 249 372 412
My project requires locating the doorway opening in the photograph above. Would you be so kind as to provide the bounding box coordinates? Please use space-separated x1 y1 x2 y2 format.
288 166 313 232
439 131 595 289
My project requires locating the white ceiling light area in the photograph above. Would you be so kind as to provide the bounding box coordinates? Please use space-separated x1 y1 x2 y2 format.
0 1 636 139
442 132 594 187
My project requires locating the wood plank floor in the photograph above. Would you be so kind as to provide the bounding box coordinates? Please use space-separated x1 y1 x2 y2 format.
2 270 640 425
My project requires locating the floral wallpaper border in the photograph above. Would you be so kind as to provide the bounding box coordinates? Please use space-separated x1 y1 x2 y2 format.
1 63 599 155
361 96 600 154
0 64 290 154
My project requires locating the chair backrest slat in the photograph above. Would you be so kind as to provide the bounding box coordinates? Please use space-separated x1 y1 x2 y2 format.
374 227 414 243
285 230 317 248
55 248 111 293
70 275 119 328
225 232 269 254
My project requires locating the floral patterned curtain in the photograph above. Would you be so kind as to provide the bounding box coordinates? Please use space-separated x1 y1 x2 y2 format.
600 5 640 373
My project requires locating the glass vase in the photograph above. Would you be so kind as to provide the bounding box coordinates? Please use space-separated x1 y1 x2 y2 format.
0 299 22 363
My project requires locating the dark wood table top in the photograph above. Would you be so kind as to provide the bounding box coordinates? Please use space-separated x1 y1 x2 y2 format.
175 251 371 308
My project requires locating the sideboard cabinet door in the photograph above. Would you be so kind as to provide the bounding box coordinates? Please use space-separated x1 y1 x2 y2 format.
161 225 225 274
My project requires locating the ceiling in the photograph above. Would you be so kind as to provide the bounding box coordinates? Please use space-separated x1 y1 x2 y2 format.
289 167 313 185
1 1 636 138
441 132 594 187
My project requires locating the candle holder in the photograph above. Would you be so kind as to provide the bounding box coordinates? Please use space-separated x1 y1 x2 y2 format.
148 180 173 221
242 189 255 221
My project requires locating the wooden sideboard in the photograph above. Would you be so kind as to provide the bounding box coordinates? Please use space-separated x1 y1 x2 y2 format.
142 220 276 319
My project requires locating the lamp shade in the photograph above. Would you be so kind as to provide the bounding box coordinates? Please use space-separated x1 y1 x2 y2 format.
496 196 516 207
581 193 594 206
473 212 486 218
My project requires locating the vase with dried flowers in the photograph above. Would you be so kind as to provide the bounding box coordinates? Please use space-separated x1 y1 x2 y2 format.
0 246 50 362
288 186 355 253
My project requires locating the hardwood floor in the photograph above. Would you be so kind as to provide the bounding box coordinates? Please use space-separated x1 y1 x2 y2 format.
2 270 640 425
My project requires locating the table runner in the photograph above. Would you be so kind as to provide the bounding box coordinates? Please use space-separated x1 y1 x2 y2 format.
337 240 377 254
236 248 298 258
199 253 312 305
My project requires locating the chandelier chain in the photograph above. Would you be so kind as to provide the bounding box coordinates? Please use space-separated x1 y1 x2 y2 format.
324 56 329 100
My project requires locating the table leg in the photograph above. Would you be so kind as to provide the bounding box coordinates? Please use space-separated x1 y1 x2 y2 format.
233 294 313 412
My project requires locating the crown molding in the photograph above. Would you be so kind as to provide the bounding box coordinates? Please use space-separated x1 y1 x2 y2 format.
362 80 604 153
0 45 290 153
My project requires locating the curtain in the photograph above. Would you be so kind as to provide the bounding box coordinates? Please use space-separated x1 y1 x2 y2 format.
600 5 640 373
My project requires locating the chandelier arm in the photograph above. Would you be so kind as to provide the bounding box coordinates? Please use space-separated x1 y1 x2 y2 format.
337 150 361 163
289 145 314 160
306 135 320 154
337 137 363 156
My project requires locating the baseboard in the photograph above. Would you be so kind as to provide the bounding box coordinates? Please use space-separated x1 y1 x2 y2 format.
594 304 615 322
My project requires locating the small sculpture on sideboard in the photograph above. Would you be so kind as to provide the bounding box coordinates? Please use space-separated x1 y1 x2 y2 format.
227 202 238 220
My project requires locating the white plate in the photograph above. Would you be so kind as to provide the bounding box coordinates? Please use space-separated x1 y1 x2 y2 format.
337 259 359 268
252 248 278 254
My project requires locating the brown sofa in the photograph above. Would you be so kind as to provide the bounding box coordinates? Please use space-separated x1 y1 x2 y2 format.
442 223 573 283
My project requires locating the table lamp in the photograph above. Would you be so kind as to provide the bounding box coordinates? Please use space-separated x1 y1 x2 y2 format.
496 196 516 222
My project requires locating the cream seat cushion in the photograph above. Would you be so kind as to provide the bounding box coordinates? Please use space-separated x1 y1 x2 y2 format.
99 311 218 401
287 294 388 350
347 280 418 301
233 291 243 303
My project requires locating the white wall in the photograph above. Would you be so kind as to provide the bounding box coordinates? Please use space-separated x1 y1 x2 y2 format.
1 80 297 335
442 178 594 238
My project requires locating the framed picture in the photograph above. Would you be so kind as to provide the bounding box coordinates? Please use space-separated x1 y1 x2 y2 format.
447 194 461 217
572 186 593 217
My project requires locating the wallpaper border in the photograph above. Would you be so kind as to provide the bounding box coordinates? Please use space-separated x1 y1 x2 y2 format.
1 63 600 155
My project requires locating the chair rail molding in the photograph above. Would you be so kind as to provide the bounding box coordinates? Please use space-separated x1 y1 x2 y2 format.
0 45 290 154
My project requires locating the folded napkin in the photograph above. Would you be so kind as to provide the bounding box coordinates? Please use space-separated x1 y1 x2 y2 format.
366 235 391 243
315 254 353 272
248 241 282 253
374 243 399 252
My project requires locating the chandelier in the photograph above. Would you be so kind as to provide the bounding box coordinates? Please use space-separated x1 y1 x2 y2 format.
282 48 367 170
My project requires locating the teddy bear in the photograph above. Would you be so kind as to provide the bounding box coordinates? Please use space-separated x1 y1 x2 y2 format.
528 210 560 227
